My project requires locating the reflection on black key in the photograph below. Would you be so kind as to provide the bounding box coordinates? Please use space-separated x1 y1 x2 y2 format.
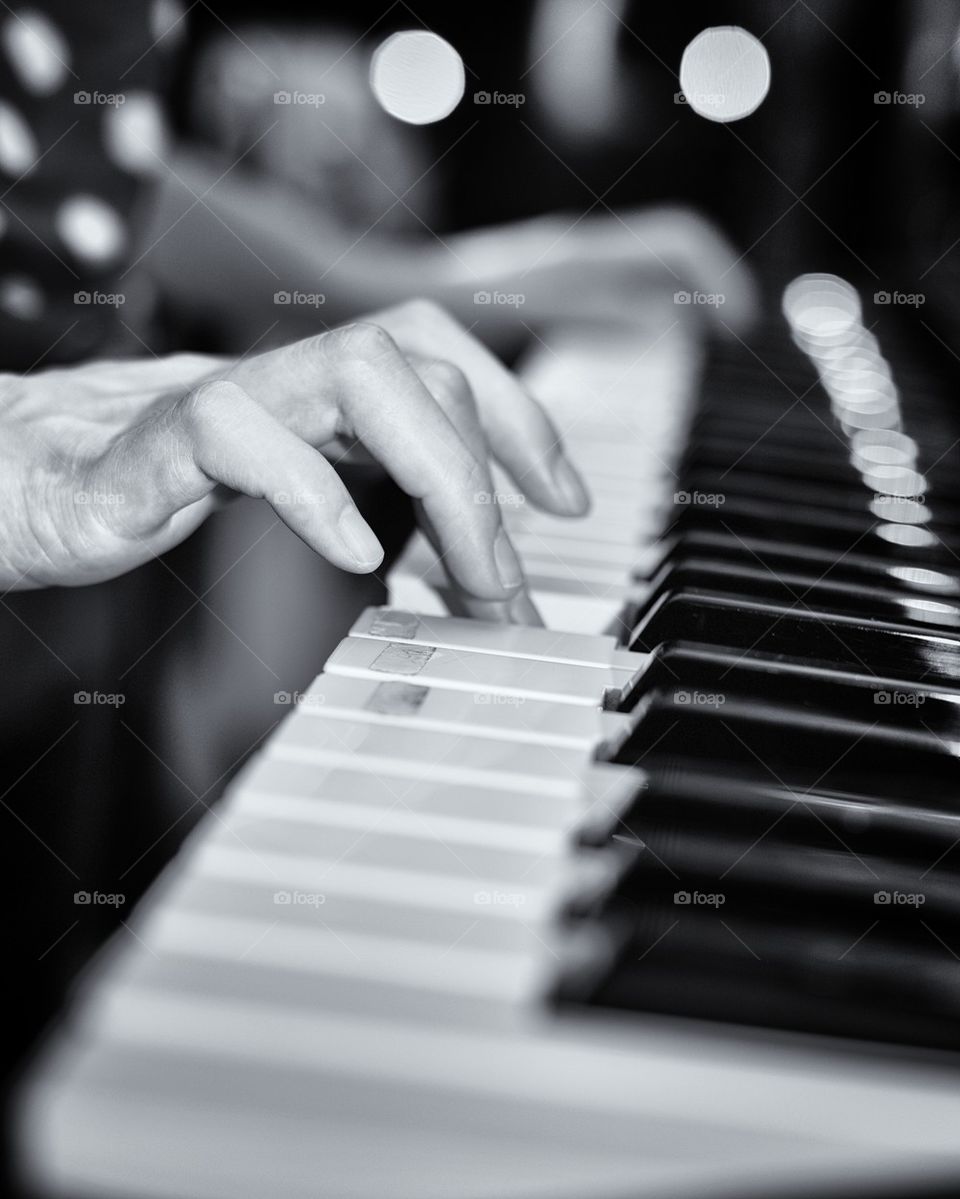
562 887 960 1051
614 690 960 802
604 764 960 866
630 591 960 686
640 560 960 631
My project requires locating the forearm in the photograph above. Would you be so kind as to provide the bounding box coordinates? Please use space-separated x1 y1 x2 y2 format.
138 150 438 330
138 151 559 349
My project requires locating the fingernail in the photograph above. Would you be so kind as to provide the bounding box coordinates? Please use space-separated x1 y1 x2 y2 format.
493 527 524 592
508 589 544 627
337 506 383 568
551 456 590 515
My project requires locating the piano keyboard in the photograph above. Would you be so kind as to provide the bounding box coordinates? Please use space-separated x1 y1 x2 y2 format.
19 298 960 1199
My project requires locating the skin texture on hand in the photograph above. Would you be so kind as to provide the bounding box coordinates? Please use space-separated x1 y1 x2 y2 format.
0 300 589 622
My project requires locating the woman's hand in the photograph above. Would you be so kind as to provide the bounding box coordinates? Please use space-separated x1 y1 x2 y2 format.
0 300 588 619
437 205 759 337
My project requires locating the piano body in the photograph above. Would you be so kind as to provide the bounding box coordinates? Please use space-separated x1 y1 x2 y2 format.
17 278 960 1198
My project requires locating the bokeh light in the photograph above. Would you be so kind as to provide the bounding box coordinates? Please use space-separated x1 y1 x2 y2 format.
370 31 465 125
679 26 771 123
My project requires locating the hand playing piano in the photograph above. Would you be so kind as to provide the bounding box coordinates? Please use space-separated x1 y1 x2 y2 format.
433 206 758 338
0 300 588 619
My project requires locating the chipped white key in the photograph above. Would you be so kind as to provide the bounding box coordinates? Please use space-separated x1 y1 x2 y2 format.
351 605 642 672
327 634 636 707
295 674 636 754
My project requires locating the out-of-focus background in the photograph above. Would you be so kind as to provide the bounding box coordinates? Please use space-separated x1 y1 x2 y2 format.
3 0 960 1142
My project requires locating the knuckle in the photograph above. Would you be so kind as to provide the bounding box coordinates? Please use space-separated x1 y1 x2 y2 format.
397 297 451 327
424 359 472 405
324 321 396 362
180 380 246 437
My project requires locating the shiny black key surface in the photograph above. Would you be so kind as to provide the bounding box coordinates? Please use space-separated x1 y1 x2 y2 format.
573 308 960 1053
630 591 960 686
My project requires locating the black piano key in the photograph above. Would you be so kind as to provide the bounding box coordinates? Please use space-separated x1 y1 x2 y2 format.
637 559 960 633
637 641 960 718
657 532 960 598
662 497 960 558
607 764 960 865
630 591 960 685
678 467 960 523
614 690 960 801
563 892 960 1052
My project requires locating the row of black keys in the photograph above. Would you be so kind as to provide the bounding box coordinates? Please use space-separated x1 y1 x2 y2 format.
565 331 960 1052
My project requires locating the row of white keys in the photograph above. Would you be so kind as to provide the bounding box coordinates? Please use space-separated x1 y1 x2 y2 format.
63 615 642 1037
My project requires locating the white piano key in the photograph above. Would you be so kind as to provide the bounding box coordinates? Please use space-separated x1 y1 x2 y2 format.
207 808 590 887
528 588 636 636
386 538 641 633
227 781 635 859
233 756 580 836
153 874 556 955
190 840 614 923
504 507 664 543
127 910 550 1004
405 554 642 617
234 754 641 827
324 635 633 707
268 715 596 795
108 948 538 1030
385 567 449 617
294 673 636 753
506 532 643 569
351 605 642 671
230 786 572 855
